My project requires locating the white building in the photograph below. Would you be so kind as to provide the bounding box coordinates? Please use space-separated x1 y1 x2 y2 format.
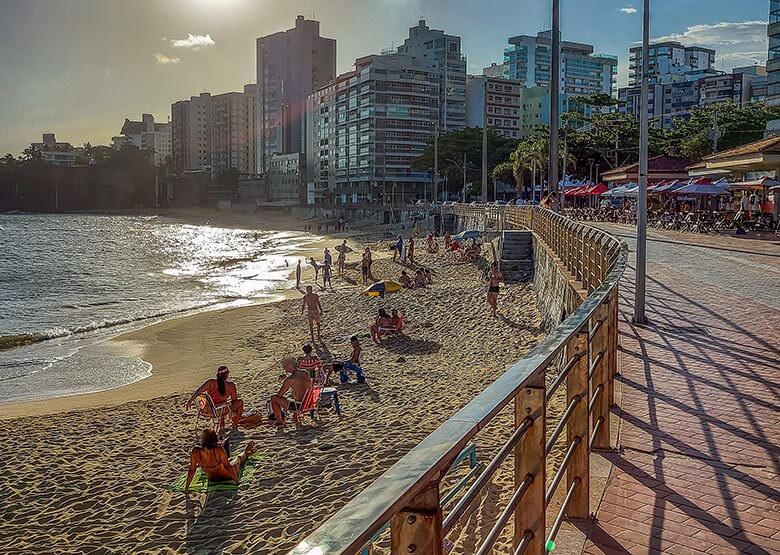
111 113 171 166
503 31 617 101
396 20 467 132
30 133 82 166
628 41 715 86
466 75 523 139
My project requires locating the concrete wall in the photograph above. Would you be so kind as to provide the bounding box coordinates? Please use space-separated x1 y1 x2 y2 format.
531 235 584 332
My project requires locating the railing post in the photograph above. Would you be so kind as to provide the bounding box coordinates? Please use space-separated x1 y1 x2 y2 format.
515 381 546 554
391 482 443 555
590 303 611 449
607 285 619 407
566 332 590 518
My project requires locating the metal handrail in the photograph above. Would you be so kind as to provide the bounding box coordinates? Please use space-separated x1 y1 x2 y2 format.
291 206 627 555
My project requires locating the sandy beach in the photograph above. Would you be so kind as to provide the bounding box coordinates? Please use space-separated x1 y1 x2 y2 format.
0 212 551 554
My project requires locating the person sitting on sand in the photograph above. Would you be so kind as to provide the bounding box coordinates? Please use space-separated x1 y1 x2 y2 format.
399 270 413 288
297 344 324 384
301 286 324 342
444 232 452 250
185 429 256 490
186 366 244 430
391 309 405 335
270 356 313 425
414 269 427 288
323 336 365 384
424 268 433 285
370 309 396 344
426 234 438 253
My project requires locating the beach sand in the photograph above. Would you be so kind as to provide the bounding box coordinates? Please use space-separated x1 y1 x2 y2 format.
0 218 557 554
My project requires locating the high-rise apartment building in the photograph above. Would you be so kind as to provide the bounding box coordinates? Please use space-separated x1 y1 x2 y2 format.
111 114 171 166
503 31 617 102
628 42 715 86
768 1 780 106
396 20 467 132
306 54 438 205
171 85 257 175
465 75 523 139
255 16 336 174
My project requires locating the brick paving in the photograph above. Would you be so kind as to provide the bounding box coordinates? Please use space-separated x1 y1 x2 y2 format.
585 227 780 555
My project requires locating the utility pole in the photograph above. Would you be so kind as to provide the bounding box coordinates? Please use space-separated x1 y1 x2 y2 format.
434 120 438 202
549 0 561 193
463 151 467 202
482 79 488 202
634 0 650 324
710 108 721 154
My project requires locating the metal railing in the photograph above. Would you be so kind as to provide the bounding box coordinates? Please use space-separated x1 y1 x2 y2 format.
291 206 627 555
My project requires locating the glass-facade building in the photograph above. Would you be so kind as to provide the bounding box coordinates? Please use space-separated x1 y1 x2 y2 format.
768 0 780 106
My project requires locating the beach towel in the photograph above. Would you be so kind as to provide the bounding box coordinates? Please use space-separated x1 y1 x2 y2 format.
169 453 268 493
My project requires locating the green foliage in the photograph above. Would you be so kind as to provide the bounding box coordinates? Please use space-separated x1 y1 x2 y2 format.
413 126 517 178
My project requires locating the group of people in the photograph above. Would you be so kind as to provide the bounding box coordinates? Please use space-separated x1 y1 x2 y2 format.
369 308 405 344
399 268 432 289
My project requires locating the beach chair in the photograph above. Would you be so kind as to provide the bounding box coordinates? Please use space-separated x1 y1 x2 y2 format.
297 357 326 386
290 387 323 426
193 392 232 436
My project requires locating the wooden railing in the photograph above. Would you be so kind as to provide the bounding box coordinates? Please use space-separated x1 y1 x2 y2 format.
291 206 627 555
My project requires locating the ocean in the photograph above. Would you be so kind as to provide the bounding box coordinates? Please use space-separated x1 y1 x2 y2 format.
0 213 305 403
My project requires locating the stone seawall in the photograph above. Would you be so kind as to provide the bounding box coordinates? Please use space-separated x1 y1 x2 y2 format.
531 235 584 332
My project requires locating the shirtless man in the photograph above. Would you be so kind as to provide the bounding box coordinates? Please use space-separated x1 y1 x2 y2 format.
323 336 365 384
270 357 313 426
487 262 503 316
186 366 244 430
301 286 324 342
295 259 302 289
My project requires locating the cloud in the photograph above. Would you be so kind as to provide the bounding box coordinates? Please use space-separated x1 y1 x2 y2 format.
154 53 180 64
620 7 637 14
653 21 767 47
170 33 215 50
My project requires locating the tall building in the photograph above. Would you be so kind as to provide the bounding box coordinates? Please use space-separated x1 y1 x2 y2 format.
396 20 467 131
30 133 81 166
503 31 618 102
768 0 780 107
111 114 171 166
210 85 257 175
306 54 439 205
519 87 550 137
171 93 211 174
267 153 304 205
255 16 336 174
628 42 715 86
171 85 257 175
465 75 523 139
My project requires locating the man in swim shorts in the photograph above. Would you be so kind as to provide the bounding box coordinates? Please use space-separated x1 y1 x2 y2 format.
270 357 313 425
301 286 324 342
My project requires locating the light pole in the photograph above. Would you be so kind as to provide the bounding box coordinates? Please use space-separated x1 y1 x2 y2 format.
634 0 650 324
549 0 561 193
434 120 439 202
482 79 488 202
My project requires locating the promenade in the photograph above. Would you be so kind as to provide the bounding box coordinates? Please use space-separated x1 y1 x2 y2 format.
586 227 780 554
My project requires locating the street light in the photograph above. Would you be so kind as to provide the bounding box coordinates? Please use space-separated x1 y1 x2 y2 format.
634 0 650 324
445 155 478 202
549 0 561 193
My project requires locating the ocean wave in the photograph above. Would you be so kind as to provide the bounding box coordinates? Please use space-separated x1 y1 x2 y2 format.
0 298 238 352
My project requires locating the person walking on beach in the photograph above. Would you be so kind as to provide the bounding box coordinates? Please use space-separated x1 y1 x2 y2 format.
309 257 320 283
487 262 503 317
337 247 346 276
394 235 403 262
296 260 302 289
302 286 324 342
186 366 244 430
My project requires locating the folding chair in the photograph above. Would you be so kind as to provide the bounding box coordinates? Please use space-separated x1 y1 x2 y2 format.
290 387 323 426
193 392 232 436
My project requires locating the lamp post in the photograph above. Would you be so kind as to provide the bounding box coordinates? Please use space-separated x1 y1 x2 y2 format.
634 0 650 324
434 120 439 202
549 0 561 193
482 79 488 202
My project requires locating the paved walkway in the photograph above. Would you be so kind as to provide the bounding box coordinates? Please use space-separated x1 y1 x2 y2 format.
586 227 780 555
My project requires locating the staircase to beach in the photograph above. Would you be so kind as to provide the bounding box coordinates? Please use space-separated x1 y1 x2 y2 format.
500 231 533 283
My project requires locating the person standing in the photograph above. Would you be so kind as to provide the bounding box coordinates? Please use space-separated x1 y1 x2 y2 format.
301 286 324 342
394 235 403 262
742 192 751 219
323 247 332 268
337 247 346 276
407 236 415 265
309 257 320 283
487 262 503 317
323 262 332 290
295 260 302 289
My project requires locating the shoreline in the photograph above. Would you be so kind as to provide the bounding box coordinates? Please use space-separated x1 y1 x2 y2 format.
0 207 355 419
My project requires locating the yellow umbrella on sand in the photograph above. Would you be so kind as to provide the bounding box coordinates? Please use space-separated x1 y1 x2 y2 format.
363 280 403 298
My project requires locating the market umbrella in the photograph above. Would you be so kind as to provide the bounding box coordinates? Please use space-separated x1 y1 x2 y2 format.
363 280 403 298
453 230 482 242
675 182 729 196
585 183 608 196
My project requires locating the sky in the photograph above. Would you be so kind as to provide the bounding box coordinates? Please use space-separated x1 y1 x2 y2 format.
0 0 771 155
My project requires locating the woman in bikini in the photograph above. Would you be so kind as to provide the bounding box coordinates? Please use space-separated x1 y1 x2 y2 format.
370 309 394 344
487 261 503 317
185 429 256 490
